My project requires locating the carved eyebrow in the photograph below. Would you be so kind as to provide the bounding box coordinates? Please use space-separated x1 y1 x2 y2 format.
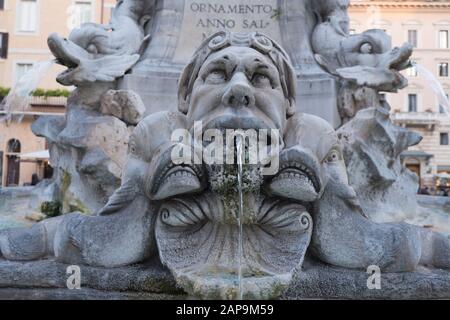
245 58 279 85
199 55 236 78
245 59 270 74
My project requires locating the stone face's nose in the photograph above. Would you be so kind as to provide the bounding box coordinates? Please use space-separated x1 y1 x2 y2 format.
222 72 255 108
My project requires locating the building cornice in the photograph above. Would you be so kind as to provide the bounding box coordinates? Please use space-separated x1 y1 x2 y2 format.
350 1 450 8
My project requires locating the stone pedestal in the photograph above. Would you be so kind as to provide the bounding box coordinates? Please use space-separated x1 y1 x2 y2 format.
119 0 341 128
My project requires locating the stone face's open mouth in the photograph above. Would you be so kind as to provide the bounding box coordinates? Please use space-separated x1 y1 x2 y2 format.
385 43 413 71
150 162 204 201
269 166 319 203
266 148 322 203
275 163 320 191
380 43 413 89
48 33 80 69
47 33 86 85
202 116 273 132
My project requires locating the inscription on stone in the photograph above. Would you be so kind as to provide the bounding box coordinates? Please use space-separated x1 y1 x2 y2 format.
174 0 281 62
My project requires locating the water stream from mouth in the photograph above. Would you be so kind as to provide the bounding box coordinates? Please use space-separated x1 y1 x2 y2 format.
412 62 450 119
236 134 244 300
0 59 55 123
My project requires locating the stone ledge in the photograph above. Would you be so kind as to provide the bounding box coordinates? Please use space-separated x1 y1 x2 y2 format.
0 258 184 296
282 258 450 300
0 288 183 300
0 258 449 300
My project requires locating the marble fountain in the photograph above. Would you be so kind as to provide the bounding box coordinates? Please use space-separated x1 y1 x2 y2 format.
0 0 449 300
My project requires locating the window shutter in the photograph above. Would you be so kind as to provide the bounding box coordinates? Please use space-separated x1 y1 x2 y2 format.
0 33 8 59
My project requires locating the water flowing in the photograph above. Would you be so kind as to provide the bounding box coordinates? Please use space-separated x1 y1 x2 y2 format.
412 62 450 119
0 59 55 123
236 134 244 300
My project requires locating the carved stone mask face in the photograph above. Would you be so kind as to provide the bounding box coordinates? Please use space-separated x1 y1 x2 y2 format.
153 34 312 300
186 46 287 133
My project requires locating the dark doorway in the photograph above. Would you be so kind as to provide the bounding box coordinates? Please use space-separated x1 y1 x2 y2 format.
6 156 20 186
43 162 54 179
6 139 21 187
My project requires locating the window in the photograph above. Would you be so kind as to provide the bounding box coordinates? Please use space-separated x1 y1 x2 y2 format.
0 32 8 59
439 30 449 49
18 0 38 33
0 0 4 10
15 62 33 84
6 139 21 187
7 139 21 153
408 94 418 112
408 30 418 48
440 133 449 146
73 1 93 28
439 63 449 77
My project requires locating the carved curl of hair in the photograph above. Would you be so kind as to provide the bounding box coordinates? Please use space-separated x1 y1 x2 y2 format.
178 31 297 118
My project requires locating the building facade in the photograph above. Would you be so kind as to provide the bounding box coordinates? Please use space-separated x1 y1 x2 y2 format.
0 0 115 187
0 0 449 190
349 0 450 193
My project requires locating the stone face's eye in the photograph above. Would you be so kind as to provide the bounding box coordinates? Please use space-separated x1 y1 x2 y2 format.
205 69 227 84
324 149 342 163
252 73 271 88
360 42 373 54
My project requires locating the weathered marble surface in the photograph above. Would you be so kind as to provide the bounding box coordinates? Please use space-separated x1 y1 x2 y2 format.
32 94 131 214
0 257 180 295
100 90 145 125
0 289 181 300
282 257 450 300
338 107 423 224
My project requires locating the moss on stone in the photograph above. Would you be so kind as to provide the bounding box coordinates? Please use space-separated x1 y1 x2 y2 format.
60 170 72 193
68 199 89 214
40 201 62 218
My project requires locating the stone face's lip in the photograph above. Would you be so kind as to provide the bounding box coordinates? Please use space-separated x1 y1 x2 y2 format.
200 113 275 132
